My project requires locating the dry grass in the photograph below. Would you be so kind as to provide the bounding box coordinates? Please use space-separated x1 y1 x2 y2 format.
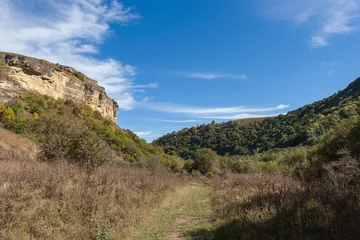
0 158 181 239
209 166 360 240
0 128 39 161
212 173 300 224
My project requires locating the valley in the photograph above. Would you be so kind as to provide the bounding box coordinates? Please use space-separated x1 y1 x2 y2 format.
1 53 360 239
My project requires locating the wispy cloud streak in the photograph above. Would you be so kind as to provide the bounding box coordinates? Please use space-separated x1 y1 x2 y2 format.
138 102 289 120
198 113 279 120
180 72 248 80
140 102 289 115
149 119 201 123
134 131 152 137
263 0 360 47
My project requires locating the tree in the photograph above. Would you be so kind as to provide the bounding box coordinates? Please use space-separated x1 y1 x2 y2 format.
1 107 15 122
194 148 220 176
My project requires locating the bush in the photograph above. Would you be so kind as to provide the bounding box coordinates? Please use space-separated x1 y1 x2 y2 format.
73 71 84 81
31 115 117 170
83 104 94 118
193 148 220 175
0 60 4 73
4 120 29 134
1 107 15 122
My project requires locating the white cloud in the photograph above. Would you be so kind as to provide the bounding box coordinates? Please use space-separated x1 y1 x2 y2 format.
326 69 335 76
142 96 155 102
311 36 328 48
181 72 248 80
198 113 277 120
150 119 201 123
134 131 152 137
0 0 147 111
140 102 289 115
263 0 360 48
321 60 343 66
130 83 159 89
116 93 136 111
138 102 289 120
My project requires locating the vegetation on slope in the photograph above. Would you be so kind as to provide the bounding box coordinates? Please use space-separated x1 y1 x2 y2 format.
0 147 181 239
0 94 186 239
0 93 185 171
196 116 360 239
154 77 360 159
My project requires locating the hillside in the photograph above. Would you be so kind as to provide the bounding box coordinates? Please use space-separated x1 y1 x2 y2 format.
154 77 360 159
0 52 185 171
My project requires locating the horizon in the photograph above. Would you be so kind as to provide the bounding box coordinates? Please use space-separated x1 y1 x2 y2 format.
1 0 360 142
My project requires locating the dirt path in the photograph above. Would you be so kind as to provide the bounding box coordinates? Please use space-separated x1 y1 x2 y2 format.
130 182 214 240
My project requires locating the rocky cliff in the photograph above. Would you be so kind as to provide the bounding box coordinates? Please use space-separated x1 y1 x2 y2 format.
0 52 118 123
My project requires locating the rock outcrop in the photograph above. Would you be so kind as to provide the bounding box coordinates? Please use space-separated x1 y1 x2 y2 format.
0 52 118 123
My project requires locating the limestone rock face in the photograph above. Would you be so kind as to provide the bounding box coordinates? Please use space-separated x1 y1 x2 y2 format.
0 52 119 124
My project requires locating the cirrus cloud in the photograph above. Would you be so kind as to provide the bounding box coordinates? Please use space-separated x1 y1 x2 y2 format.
261 0 360 48
138 102 289 120
180 72 248 80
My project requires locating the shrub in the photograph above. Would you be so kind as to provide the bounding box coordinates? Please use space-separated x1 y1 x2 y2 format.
1 107 15 122
65 130 116 169
4 120 29 134
0 103 5 114
83 104 94 118
73 71 84 81
31 115 117 170
0 60 3 73
193 148 220 175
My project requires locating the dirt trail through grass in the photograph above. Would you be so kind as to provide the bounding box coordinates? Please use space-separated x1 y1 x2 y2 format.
130 182 214 240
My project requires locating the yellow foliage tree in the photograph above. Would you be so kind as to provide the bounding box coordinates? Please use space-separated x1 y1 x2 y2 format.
2 107 15 122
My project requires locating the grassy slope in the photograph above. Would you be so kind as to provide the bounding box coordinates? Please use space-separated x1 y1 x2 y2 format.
0 93 185 170
0 129 183 239
0 128 39 161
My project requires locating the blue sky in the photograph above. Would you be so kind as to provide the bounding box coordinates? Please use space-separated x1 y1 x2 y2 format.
1 0 360 141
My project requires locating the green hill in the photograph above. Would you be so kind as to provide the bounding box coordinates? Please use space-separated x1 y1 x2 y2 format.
154 77 360 159
0 93 185 171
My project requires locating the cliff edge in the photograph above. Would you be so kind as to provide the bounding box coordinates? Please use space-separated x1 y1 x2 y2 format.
0 52 119 123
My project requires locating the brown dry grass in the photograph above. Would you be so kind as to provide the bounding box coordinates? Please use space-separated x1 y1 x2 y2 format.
0 128 39 161
0 157 181 240
209 167 360 240
212 173 300 225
